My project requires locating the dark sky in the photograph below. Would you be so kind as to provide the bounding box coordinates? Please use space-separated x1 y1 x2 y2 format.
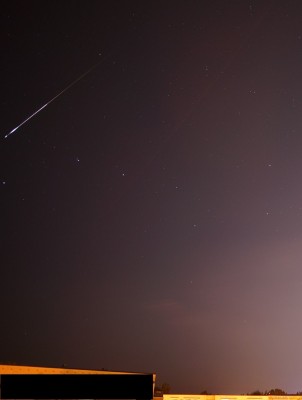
2 0 302 394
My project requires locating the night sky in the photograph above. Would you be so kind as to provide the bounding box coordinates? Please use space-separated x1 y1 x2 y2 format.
2 0 302 394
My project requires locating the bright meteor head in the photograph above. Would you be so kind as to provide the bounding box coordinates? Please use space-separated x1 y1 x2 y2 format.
5 126 18 139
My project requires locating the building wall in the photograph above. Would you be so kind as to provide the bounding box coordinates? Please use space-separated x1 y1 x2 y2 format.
0 364 156 397
164 395 302 400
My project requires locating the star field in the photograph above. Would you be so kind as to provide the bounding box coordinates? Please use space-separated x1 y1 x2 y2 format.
2 0 302 394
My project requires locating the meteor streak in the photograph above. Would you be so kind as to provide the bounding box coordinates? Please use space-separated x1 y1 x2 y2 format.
4 60 102 139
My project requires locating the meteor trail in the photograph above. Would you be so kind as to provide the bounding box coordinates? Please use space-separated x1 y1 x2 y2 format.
4 60 102 139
